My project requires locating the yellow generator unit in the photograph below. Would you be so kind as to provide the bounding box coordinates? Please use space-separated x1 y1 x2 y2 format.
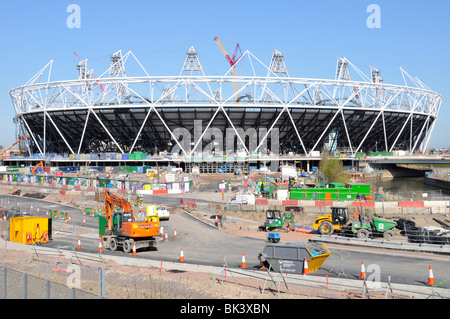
146 205 160 223
10 216 50 245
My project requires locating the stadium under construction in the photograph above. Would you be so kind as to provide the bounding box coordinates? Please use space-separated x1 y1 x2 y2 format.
6 42 443 173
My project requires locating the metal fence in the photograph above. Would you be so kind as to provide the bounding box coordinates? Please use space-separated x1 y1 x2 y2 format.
1 244 448 300
0 266 102 299
382 189 450 202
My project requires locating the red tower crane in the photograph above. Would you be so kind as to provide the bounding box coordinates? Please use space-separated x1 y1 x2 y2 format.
214 37 242 96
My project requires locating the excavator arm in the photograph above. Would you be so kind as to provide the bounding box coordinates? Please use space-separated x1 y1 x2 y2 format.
32 161 44 176
104 191 133 233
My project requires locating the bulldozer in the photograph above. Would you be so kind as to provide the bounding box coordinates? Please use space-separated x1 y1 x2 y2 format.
259 210 295 232
100 192 160 253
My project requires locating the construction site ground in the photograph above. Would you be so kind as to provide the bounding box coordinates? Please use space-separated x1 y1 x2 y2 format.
0 237 415 300
1 172 449 300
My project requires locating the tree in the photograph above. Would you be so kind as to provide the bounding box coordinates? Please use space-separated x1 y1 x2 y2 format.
319 152 350 184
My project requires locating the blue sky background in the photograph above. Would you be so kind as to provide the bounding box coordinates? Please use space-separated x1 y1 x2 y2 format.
0 0 448 149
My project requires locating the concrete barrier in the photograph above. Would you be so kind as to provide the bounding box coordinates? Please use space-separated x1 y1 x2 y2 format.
315 201 334 207
352 202 375 208
255 199 268 205
152 190 168 195
399 201 424 208
282 200 299 206
425 200 447 207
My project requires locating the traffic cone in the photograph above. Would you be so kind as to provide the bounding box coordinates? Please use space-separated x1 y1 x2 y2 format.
98 240 103 253
160 226 164 236
303 257 310 275
360 260 367 279
77 238 82 249
428 265 435 285
46 211 49 218
241 252 247 268
164 232 168 242
179 248 185 262
83 218 86 225
132 242 137 256
174 229 178 239
3 214 6 221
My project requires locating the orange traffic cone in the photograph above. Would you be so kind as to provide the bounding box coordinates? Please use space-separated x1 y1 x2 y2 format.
77 238 82 249
164 232 168 242
83 218 86 225
174 229 178 239
360 260 367 279
98 240 103 253
2 214 5 221
303 257 310 275
241 252 247 268
46 211 49 218
179 248 185 262
428 265 435 285
132 242 137 256
160 226 164 236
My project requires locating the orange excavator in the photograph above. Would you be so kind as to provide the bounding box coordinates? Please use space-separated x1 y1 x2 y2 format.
32 161 44 175
101 191 160 253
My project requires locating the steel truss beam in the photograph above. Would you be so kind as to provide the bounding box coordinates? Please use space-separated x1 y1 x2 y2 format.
10 51 442 157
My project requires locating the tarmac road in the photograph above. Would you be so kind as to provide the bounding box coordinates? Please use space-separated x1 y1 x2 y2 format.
1 194 450 289
47 210 267 269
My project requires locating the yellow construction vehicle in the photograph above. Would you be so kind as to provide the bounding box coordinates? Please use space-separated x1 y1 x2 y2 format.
312 207 350 235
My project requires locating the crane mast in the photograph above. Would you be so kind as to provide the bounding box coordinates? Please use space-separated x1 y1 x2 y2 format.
214 37 241 99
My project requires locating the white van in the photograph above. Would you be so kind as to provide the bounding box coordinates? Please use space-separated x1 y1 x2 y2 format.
147 205 170 221
228 194 255 205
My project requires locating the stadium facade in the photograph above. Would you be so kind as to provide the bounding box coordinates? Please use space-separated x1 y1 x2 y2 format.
9 47 442 163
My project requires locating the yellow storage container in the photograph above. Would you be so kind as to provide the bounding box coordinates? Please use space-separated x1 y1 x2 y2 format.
10 216 49 245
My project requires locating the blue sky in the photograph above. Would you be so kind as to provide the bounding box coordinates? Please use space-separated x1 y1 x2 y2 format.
0 0 448 149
